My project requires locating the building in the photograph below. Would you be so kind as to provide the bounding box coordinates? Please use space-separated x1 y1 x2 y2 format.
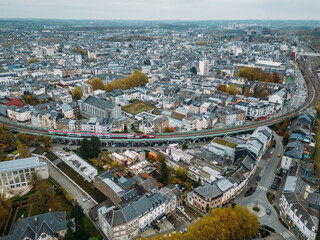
61 103 74 119
98 193 165 240
139 119 155 134
199 60 209 76
78 96 122 120
2 211 73 240
154 115 169 133
55 151 97 182
0 157 49 198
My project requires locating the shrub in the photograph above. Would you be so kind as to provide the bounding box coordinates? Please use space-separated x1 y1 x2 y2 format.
253 207 260 212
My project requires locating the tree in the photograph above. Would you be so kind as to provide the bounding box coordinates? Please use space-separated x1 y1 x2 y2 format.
71 202 84 224
228 84 238 95
274 123 280 131
244 87 251 97
124 125 128 133
272 71 280 83
0 199 11 230
282 117 290 130
104 70 148 92
80 138 89 159
87 78 104 91
151 205 259 240
18 143 30 159
217 84 227 92
42 136 51 151
158 154 169 185
89 137 101 158
72 86 83 100
28 58 39 63
190 66 197 75
28 181 56 215
182 144 188 150
283 131 290 145
64 221 75 240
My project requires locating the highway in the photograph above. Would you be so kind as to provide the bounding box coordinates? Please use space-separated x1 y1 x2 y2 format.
1 56 319 142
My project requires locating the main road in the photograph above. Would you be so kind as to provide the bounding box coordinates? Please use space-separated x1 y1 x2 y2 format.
236 134 296 240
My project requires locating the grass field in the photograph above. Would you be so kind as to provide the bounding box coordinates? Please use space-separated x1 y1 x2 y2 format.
122 100 154 115
56 161 107 203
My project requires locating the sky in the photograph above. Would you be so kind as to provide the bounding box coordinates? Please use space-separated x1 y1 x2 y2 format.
0 0 319 20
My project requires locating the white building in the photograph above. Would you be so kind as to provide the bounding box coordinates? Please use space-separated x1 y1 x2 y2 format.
199 60 209 76
0 157 49 198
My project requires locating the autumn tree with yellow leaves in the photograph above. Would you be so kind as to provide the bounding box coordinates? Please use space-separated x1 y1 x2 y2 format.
141 205 259 240
104 70 148 92
86 78 104 91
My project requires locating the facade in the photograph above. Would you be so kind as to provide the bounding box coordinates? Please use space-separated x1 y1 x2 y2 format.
154 115 169 133
0 157 49 198
199 60 209 76
78 96 122 120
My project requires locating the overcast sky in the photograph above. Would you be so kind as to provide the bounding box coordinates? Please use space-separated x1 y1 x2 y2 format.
0 0 319 20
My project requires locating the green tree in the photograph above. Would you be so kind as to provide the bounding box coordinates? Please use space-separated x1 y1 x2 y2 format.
80 138 89 159
124 125 128 133
89 137 101 158
182 144 188 150
64 221 75 240
190 66 197 74
71 202 84 224
158 154 169 185
72 86 83 100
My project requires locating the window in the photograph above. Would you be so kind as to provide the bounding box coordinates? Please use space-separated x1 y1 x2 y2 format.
16 184 20 188
10 185 15 189
19 170 23 174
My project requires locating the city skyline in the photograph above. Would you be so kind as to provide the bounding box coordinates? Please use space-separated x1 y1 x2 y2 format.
0 0 319 20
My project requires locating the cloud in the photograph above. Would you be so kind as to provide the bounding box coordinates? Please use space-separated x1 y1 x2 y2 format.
0 0 319 20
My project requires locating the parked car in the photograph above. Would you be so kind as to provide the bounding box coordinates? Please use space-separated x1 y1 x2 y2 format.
82 195 90 202
63 147 69 152
270 185 278 190
180 228 187 234
266 208 271 215
256 176 261 181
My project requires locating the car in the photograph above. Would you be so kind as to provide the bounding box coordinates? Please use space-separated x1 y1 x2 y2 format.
256 176 261 181
180 228 187 234
266 208 271 215
270 185 278 190
83 196 90 202
63 147 69 152
102 148 108 152
268 154 271 158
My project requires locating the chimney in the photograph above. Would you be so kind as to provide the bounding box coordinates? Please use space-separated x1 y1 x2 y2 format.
34 217 38 225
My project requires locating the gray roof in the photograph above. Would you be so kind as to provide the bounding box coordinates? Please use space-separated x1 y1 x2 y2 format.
2 212 69 240
0 157 46 173
83 96 115 111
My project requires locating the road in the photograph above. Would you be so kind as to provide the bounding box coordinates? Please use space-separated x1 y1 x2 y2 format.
236 134 296 240
38 156 96 214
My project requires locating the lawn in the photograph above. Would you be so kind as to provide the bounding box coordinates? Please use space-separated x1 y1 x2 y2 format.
15 206 30 222
121 100 154 115
212 137 238 149
56 161 107 203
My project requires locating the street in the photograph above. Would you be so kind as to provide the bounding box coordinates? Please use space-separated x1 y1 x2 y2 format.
236 133 297 240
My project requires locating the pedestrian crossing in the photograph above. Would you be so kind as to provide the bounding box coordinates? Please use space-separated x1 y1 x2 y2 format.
257 185 268 192
280 231 295 239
